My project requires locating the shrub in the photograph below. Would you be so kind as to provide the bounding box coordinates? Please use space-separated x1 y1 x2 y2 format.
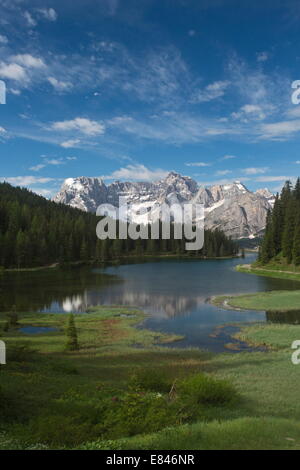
7 343 37 362
129 368 172 393
177 373 238 406
25 415 97 447
99 389 180 439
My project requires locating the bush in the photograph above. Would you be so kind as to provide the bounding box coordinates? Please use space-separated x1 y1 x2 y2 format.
25 414 97 447
7 343 37 362
129 369 172 393
99 389 180 439
177 373 238 406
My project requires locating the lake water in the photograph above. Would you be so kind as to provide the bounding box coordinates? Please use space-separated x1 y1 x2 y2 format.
1 254 300 351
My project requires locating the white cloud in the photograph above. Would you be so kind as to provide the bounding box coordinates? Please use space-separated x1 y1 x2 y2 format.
220 154 236 160
185 162 211 167
102 164 168 182
51 118 105 136
29 157 70 172
32 188 54 197
109 113 239 144
242 167 269 175
60 139 80 148
0 176 55 185
0 35 8 44
260 119 300 140
192 80 230 103
48 77 72 91
0 127 7 134
23 11 37 27
29 164 46 172
255 175 294 182
215 170 232 176
11 54 45 69
285 107 300 119
231 104 266 122
257 51 269 62
46 158 65 166
188 30 196 37
37 8 58 21
0 62 27 82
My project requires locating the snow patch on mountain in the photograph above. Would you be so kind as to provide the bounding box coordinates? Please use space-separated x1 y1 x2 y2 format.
53 172 274 239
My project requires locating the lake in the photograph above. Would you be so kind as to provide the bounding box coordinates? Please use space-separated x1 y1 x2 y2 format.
1 253 300 351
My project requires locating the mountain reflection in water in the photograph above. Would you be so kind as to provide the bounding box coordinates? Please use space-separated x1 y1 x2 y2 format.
1 255 300 351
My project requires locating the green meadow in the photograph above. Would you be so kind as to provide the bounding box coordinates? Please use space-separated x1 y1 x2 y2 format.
1 306 300 450
214 290 300 312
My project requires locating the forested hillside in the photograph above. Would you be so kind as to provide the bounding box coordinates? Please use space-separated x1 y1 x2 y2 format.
259 178 300 265
0 183 237 268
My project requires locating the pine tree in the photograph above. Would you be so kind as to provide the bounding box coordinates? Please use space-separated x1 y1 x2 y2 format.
65 314 79 351
80 239 88 261
259 209 274 264
7 305 18 328
271 194 283 256
282 198 296 263
293 218 300 265
294 177 300 201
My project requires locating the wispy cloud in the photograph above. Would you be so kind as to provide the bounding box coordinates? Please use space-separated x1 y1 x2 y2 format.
191 80 230 103
48 77 73 92
215 169 232 176
29 156 76 172
242 167 269 175
259 119 300 140
0 176 56 185
256 51 269 62
102 164 169 182
185 162 211 167
51 118 105 136
60 139 81 148
37 8 58 22
0 35 8 44
220 154 236 160
23 11 37 28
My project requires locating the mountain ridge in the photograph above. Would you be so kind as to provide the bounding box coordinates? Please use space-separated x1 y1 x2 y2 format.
53 172 275 239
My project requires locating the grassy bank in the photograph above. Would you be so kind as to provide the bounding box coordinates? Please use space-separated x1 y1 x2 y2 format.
1 307 300 450
236 264 300 282
213 290 300 312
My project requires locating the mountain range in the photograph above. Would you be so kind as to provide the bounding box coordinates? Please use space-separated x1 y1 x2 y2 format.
53 172 275 239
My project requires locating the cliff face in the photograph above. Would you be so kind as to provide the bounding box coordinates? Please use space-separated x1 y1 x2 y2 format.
53 172 274 239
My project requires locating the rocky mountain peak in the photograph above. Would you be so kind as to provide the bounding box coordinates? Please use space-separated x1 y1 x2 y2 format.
53 172 274 239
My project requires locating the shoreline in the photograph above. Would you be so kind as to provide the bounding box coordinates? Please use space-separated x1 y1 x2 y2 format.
236 263 300 282
3 253 243 273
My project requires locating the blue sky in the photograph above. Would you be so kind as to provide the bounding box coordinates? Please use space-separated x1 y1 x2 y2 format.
1 0 300 197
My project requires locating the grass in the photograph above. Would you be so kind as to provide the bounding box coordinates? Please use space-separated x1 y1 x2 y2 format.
236 264 300 281
213 290 300 312
1 306 300 449
80 418 300 450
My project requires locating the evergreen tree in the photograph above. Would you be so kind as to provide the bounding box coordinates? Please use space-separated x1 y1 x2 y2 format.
259 209 274 264
7 305 18 328
65 314 79 351
282 198 296 263
259 178 300 266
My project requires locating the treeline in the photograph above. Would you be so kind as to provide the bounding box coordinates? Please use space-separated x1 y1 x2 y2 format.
0 182 237 268
259 178 300 265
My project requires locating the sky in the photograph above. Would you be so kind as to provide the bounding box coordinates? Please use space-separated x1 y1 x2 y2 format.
1 0 300 197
